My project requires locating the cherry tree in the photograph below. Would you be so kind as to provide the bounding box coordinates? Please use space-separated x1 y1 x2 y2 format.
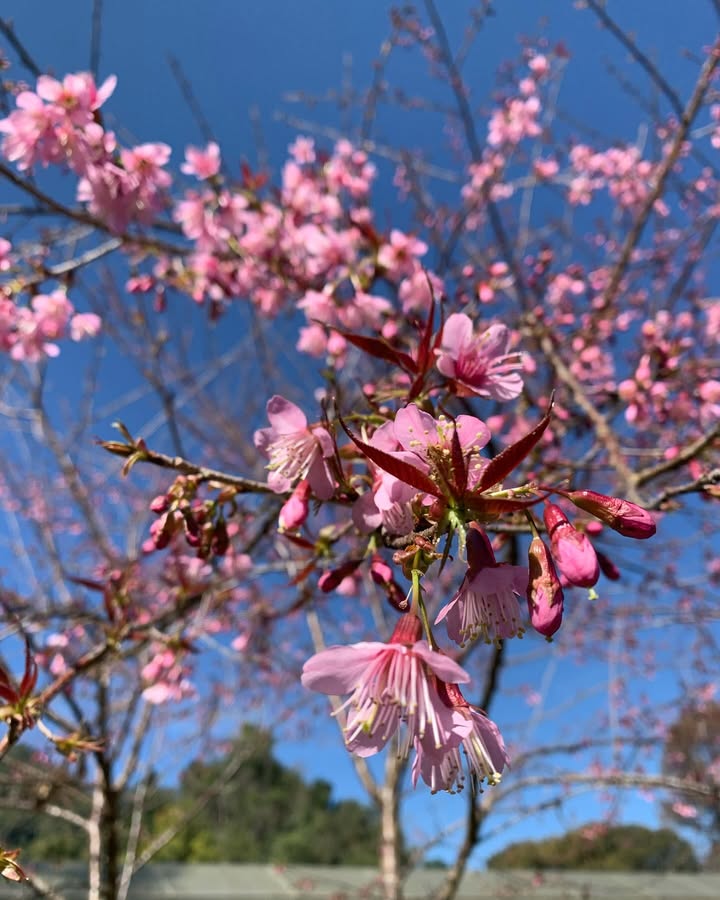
0 3 718 900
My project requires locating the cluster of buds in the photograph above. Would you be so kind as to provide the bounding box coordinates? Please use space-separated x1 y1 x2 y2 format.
522 491 656 639
146 475 234 559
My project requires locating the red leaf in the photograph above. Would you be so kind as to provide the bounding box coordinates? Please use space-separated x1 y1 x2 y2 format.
333 330 417 373
340 419 441 498
473 398 553 493
465 496 544 518
19 642 38 697
449 422 467 497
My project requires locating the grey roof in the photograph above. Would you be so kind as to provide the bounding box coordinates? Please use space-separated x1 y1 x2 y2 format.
3 864 720 899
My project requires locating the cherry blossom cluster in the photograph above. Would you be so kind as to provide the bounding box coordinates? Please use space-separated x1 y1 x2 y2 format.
0 72 171 231
247 322 656 791
0 241 100 361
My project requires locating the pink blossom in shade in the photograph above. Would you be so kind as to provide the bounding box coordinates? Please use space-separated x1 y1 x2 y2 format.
543 503 599 588
526 536 564 638
181 142 221 179
435 314 525 401
254 395 335 500
301 614 471 759
435 528 527 646
352 422 416 535
412 681 509 794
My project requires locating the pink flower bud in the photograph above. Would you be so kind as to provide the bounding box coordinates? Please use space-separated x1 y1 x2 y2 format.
150 494 169 514
278 479 311 531
370 555 394 586
543 503 599 588
526 537 564 638
565 490 656 539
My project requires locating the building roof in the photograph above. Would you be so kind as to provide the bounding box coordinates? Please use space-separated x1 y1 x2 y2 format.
4 864 720 899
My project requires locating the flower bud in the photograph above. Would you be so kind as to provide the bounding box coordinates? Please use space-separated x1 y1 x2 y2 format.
526 536 564 638
565 490 656 539
318 558 362 593
278 479 311 532
543 503 599 587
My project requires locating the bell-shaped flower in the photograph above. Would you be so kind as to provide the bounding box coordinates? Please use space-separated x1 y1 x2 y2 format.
254 395 335 500
543 503 599 587
435 528 527 645
301 614 471 759
412 681 508 794
435 313 525 400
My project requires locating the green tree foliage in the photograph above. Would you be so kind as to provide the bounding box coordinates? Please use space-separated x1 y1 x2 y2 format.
487 824 699 872
0 727 385 866
141 725 385 865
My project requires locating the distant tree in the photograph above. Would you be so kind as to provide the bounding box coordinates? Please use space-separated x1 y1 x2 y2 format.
663 702 720 868
487 824 699 872
142 725 386 865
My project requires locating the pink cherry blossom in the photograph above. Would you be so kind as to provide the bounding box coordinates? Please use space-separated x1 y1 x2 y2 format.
436 313 525 401
392 404 491 493
301 614 470 758
412 681 508 793
181 142 221 180
254 395 335 499
436 528 527 645
377 229 428 280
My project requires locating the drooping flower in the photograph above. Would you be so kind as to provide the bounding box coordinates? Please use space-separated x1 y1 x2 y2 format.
412 681 509 794
301 614 471 758
543 502 599 588
254 395 335 500
435 527 527 645
435 313 525 401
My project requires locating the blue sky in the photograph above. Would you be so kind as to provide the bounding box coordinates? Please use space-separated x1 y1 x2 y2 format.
1 0 717 869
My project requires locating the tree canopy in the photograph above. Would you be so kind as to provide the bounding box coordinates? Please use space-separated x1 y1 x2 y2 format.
487 824 699 872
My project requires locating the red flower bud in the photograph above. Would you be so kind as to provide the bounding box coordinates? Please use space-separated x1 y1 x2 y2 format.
526 537 564 638
565 490 656 539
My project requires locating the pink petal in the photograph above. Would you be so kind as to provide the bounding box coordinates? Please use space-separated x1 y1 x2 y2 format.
411 643 470 684
266 395 307 434
301 643 387 694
